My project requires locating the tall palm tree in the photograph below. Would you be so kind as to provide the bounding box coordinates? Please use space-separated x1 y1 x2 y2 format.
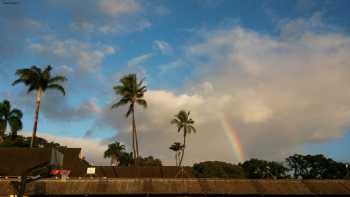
111 73 147 162
12 65 66 147
0 100 23 142
171 110 196 167
104 141 126 165
169 142 183 167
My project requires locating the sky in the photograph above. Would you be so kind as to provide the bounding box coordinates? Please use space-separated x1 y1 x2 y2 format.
1 0 350 165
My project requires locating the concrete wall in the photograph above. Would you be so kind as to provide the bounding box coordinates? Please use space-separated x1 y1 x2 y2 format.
0 178 350 196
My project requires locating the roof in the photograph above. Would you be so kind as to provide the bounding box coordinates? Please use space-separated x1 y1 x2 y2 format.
0 148 53 176
61 148 89 177
93 166 194 178
0 147 89 177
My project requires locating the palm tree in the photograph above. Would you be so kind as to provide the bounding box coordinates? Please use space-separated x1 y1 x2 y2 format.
104 141 126 165
0 100 23 142
111 73 147 162
118 152 134 166
171 110 196 167
169 142 183 167
12 65 66 147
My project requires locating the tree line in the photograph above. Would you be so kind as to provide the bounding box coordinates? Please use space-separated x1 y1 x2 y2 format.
1 133 348 179
193 155 349 179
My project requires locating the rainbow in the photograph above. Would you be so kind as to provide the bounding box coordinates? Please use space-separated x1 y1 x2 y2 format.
220 116 245 162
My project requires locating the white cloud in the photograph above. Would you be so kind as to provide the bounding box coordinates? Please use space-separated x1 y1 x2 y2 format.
70 19 152 34
55 0 150 34
89 17 350 165
127 53 153 67
159 60 184 73
278 12 327 38
153 40 172 55
98 0 141 17
11 89 101 122
29 38 116 73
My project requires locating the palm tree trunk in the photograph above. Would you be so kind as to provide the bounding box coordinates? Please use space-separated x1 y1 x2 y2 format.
132 106 139 159
178 132 186 167
130 115 136 163
30 89 42 148
0 122 7 143
175 152 178 167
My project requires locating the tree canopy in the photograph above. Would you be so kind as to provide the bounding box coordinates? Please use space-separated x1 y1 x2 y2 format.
193 161 245 178
240 159 289 179
286 154 347 179
12 65 66 95
0 100 23 140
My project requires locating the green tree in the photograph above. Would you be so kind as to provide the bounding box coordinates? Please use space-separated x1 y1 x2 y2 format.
0 100 23 142
169 142 183 167
286 154 347 179
104 142 126 165
0 134 65 149
240 159 288 179
12 65 66 147
111 74 147 162
286 154 307 178
136 156 162 166
118 152 134 166
193 161 245 178
171 110 196 167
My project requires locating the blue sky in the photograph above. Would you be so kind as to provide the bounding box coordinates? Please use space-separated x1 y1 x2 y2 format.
1 0 350 165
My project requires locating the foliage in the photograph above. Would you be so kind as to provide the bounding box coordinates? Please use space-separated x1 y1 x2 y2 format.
240 159 289 179
193 161 245 178
111 73 147 116
12 65 66 147
13 65 66 95
136 156 162 166
104 142 125 159
0 134 66 149
103 141 161 167
169 142 183 167
118 154 162 167
286 154 347 179
0 100 23 140
118 152 134 166
171 110 196 136
171 110 196 167
112 73 147 161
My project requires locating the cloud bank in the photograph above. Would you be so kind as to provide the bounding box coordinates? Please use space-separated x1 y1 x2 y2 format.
88 20 350 165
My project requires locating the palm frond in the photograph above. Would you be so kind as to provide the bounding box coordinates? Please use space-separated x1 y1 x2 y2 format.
171 110 196 136
170 118 180 125
31 65 42 74
136 99 147 108
47 84 66 95
9 109 23 119
137 78 145 88
27 83 38 93
48 76 67 84
12 78 26 86
188 125 196 133
2 100 10 114
111 98 129 109
13 65 66 97
8 117 22 132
